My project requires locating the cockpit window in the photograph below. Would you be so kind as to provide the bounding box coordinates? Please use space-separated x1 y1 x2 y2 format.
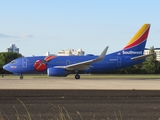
11 60 17 64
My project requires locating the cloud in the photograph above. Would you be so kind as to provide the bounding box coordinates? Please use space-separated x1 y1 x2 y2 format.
18 34 33 38
0 33 17 38
0 33 33 38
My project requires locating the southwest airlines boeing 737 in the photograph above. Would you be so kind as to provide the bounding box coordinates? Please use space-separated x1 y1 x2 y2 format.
3 24 151 79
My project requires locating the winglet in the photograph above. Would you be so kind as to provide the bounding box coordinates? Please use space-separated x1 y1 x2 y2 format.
99 46 109 59
95 46 109 61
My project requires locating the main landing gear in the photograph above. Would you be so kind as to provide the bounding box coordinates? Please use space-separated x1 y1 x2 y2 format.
20 74 23 79
75 74 80 79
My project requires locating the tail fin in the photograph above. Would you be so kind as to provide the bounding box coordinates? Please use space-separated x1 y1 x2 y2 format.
123 24 150 52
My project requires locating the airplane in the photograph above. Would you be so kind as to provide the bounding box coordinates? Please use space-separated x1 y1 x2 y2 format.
3 24 152 79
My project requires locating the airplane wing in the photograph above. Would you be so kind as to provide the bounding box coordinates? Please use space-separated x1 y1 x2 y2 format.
54 46 109 71
131 53 154 60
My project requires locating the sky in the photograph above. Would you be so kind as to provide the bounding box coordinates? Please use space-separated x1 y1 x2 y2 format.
0 0 160 56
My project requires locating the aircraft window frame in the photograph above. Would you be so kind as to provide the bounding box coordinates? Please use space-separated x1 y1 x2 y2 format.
11 60 17 64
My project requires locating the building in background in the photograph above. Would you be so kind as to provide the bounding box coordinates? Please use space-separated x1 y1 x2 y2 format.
44 52 56 56
6 44 19 53
58 48 85 56
144 48 160 61
45 49 85 56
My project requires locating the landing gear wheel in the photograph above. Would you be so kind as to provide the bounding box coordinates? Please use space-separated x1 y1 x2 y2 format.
20 75 23 79
75 74 80 79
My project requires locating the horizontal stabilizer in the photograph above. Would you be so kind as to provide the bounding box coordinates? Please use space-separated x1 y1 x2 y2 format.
131 54 154 60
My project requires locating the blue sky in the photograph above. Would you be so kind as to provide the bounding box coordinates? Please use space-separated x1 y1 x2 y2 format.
0 0 160 56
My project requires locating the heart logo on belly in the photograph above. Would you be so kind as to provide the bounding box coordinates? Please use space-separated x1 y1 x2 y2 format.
34 60 47 72
34 55 56 72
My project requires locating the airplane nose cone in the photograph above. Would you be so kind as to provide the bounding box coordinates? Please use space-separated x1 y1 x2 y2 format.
3 64 10 72
3 64 7 70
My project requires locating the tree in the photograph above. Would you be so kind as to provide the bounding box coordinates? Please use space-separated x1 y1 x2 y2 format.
0 52 22 74
117 63 144 74
142 46 160 74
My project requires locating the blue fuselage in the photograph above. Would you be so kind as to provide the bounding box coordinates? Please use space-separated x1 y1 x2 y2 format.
3 50 144 75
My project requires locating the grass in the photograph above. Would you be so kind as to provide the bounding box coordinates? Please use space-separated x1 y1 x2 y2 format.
17 98 32 120
72 74 160 79
0 102 129 120
0 98 134 120
0 98 77 120
1 74 160 79
0 98 159 120
50 105 73 120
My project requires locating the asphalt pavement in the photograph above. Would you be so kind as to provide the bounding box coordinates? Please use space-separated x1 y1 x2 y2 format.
0 90 160 120
0 77 160 120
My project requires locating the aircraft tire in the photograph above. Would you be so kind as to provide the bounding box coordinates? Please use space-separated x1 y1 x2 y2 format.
20 75 23 79
75 74 80 79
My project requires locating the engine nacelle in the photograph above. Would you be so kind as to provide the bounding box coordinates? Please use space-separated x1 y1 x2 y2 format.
47 67 67 76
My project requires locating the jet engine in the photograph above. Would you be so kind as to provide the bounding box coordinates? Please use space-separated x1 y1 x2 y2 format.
47 67 67 76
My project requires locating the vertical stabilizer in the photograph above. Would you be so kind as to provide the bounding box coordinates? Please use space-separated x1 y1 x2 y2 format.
123 24 150 52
